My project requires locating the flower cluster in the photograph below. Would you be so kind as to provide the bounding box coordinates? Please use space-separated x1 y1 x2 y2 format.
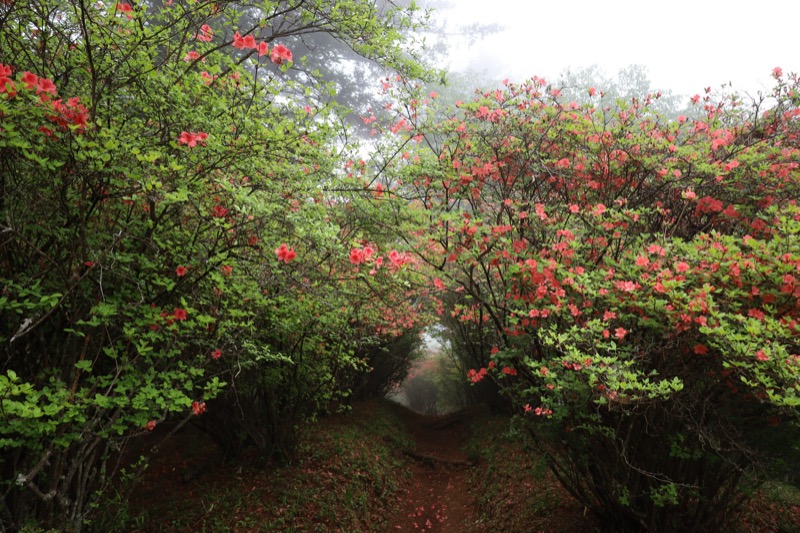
349 246 375 265
524 405 553 416
194 24 213 42
275 243 296 263
270 43 293 65
177 130 208 147
1 64 91 136
210 205 228 218
115 2 133 18
231 32 292 65
466 367 486 383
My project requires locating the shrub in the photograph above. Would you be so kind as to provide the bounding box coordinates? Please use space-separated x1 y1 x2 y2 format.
399 75 800 531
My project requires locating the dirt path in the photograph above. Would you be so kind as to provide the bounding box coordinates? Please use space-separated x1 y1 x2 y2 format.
383 407 479 532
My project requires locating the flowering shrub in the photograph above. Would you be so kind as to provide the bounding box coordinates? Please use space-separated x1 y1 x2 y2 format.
397 75 800 530
0 0 433 530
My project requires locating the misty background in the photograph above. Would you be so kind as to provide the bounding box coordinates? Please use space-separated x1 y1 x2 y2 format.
425 0 799 99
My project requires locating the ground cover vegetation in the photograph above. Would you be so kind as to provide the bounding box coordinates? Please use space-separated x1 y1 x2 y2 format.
1 0 800 531
124 400 413 531
121 401 800 531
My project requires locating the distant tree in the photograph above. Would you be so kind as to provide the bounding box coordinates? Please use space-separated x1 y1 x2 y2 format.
558 64 687 119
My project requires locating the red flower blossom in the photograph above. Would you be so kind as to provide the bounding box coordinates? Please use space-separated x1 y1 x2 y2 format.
467 367 487 383
178 130 208 147
220 264 233 276
176 265 187 277
115 2 133 18
592 203 606 216
694 344 709 355
232 31 245 49
211 349 222 360
0 75 16 96
144 420 157 431
192 401 207 415
195 24 213 42
723 160 739 172
275 243 296 263
696 195 724 214
388 249 410 267
36 77 57 96
232 32 256 50
615 280 637 292
173 308 187 321
270 43 293 65
241 34 256 49
210 205 229 218
257 41 269 56
349 248 365 264
178 131 193 145
21 71 38 90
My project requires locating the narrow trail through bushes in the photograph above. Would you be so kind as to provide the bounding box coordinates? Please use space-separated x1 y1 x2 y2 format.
384 406 479 532
122 400 800 532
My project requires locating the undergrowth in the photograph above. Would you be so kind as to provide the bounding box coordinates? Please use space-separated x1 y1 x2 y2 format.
463 411 800 533
464 413 600 533
124 401 412 532
102 401 800 532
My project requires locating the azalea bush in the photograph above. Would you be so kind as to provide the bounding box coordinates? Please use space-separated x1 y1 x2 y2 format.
192 239 430 461
0 0 433 530
397 74 800 530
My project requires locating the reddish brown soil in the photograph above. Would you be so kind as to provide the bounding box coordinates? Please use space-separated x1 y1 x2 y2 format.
383 407 478 532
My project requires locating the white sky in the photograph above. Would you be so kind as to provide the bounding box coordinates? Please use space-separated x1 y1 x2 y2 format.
432 0 800 97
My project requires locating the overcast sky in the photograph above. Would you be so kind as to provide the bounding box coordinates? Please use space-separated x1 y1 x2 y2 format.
431 0 800 98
